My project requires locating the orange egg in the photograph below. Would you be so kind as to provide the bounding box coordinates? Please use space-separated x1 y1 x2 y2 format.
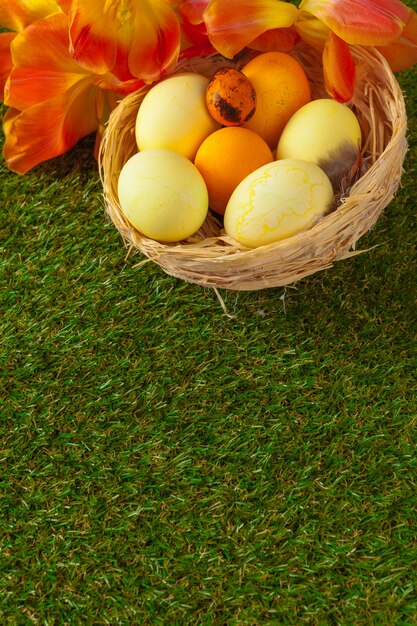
241 52 311 148
194 127 274 216
206 67 256 126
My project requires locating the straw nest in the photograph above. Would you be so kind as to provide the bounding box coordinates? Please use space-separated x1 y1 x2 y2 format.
99 44 408 291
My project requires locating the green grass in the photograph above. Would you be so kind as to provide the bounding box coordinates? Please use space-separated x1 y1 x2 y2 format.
1 61 417 626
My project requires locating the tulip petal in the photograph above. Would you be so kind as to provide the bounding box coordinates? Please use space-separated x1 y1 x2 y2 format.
93 74 145 95
179 26 215 57
177 0 209 25
298 0 411 46
2 78 99 174
295 12 329 49
55 0 71 13
127 1 181 81
376 8 417 71
0 32 15 100
66 0 118 75
203 0 298 58
68 0 181 82
177 0 216 56
249 26 300 53
5 13 90 110
0 0 61 31
322 31 356 102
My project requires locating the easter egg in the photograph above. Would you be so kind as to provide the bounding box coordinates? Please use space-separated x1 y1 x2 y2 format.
194 127 274 216
117 149 209 242
206 67 257 126
241 52 311 148
224 159 334 248
276 99 362 188
135 73 220 160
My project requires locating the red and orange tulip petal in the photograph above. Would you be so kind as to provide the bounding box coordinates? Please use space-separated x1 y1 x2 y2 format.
93 74 144 95
55 0 71 13
322 31 356 102
177 4 216 57
0 0 61 31
67 0 181 83
66 0 118 76
177 0 208 44
5 13 90 110
177 0 210 25
377 8 417 71
127 2 181 81
0 32 15 100
249 26 300 53
179 23 215 58
2 78 99 175
295 11 329 49
299 0 411 46
203 0 298 58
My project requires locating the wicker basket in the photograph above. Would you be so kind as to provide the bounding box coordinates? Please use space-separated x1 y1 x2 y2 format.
99 44 408 291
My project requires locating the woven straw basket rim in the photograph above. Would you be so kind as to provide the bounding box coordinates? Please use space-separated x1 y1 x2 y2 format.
99 44 408 291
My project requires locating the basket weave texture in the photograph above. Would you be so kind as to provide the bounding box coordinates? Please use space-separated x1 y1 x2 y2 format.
99 45 408 291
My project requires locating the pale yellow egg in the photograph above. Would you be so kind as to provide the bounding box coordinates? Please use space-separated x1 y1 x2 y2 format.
117 149 209 242
224 159 334 248
135 73 221 161
276 99 362 187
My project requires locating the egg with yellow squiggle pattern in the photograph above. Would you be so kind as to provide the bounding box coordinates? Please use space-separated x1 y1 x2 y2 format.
224 159 334 248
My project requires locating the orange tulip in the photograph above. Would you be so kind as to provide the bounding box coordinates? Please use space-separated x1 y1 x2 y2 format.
2 13 142 174
0 32 16 99
0 0 62 98
201 0 417 102
297 0 417 100
298 0 412 46
177 0 210 25
248 26 300 53
65 0 182 83
202 0 298 59
322 31 356 102
1 0 187 173
178 0 299 56
0 0 61 31
376 7 417 71
176 0 215 56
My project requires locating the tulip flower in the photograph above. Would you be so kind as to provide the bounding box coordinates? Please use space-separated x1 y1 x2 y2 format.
2 13 143 174
178 0 299 56
376 7 417 72
296 0 417 100
202 0 299 58
0 0 61 98
200 0 417 102
176 0 215 56
0 32 16 99
64 0 182 83
1 0 188 173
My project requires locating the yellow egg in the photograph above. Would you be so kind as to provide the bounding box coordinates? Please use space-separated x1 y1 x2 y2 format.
117 149 209 242
276 99 362 187
224 159 334 248
135 73 221 160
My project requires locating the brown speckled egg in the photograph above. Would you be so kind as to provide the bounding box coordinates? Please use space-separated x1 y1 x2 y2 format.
206 67 256 126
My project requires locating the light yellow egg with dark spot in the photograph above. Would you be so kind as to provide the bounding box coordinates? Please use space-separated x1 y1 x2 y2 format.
276 99 362 188
224 159 334 248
